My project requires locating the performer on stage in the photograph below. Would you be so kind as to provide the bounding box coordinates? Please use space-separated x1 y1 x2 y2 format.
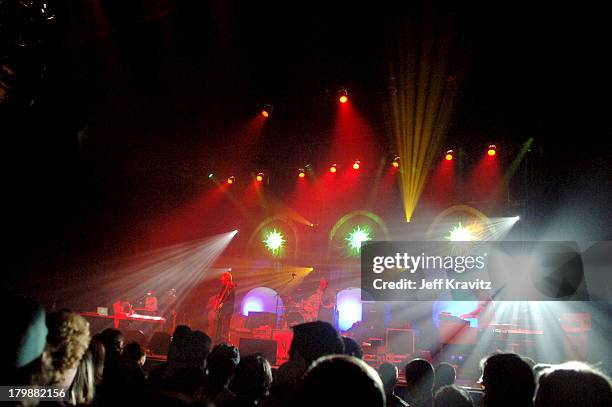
112 297 133 316
143 290 158 315
302 278 328 322
209 271 235 343
163 288 178 333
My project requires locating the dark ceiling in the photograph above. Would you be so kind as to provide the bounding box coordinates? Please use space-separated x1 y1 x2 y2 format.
2 1 610 294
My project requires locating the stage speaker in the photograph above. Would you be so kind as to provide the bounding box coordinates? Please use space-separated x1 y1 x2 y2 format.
238 338 277 365
149 331 171 355
385 328 415 355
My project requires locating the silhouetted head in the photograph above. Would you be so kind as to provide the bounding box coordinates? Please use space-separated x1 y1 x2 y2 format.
378 362 399 395
207 343 240 388
168 326 211 368
434 385 473 407
434 362 456 390
230 354 273 402
297 355 385 407
123 342 146 366
342 336 364 359
481 353 535 407
1 293 51 387
289 321 344 367
535 361 611 407
405 358 435 398
100 328 123 356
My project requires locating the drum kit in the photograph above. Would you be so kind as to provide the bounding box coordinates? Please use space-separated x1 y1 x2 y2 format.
273 280 336 328
281 298 317 327
279 296 336 327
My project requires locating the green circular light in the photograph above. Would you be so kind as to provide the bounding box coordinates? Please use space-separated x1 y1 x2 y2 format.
263 229 285 255
445 222 476 242
345 225 371 254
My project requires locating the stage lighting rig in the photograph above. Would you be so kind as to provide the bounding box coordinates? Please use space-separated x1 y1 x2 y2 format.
392 156 400 168
487 144 497 156
261 104 273 118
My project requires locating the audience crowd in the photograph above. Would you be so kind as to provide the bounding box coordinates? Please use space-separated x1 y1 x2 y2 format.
3 293 611 406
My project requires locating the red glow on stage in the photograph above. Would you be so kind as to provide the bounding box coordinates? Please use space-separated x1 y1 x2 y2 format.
352 161 360 170
142 183 228 250
421 155 456 208
466 151 502 202
331 96 380 165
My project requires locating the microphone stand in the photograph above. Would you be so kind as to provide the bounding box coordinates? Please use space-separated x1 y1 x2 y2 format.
274 273 296 334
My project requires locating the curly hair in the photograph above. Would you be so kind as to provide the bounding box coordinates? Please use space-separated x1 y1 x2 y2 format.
46 311 91 385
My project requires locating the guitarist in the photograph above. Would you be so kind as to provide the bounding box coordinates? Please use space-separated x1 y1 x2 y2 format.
210 271 235 343
301 278 328 322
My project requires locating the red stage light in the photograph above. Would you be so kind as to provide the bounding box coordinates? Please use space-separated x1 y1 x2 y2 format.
260 104 272 118
227 176 235 185
338 89 348 104
256 173 264 182
445 149 454 161
339 95 348 104
487 144 497 156
330 164 337 173
352 160 360 170
298 169 306 178
392 156 400 168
